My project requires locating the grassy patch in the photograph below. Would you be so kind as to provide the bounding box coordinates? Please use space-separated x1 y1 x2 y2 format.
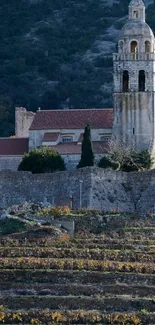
0 219 27 235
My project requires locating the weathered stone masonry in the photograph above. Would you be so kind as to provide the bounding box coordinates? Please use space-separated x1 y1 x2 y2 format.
0 167 155 212
113 0 155 153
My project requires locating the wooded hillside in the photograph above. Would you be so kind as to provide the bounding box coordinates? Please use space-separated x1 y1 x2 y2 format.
0 0 154 136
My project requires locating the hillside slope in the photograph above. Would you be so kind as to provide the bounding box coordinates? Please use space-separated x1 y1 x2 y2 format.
0 0 154 136
1 209 155 324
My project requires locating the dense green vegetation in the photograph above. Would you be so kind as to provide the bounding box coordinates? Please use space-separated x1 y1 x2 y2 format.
98 149 153 171
77 124 94 168
0 218 27 235
0 0 154 136
18 147 66 173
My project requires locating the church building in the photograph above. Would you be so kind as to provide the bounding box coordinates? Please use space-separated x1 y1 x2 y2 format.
0 0 154 170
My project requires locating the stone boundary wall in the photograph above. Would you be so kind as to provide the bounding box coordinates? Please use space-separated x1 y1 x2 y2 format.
0 157 22 172
90 168 155 212
0 155 103 171
0 167 155 212
0 168 92 209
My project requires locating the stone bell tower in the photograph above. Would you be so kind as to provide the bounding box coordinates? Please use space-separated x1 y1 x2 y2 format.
113 0 155 152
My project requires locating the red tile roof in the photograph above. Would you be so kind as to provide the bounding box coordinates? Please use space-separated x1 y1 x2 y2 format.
42 132 60 142
49 141 109 155
0 138 28 156
30 109 113 130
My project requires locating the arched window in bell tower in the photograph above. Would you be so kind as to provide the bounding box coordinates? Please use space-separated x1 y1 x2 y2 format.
145 41 150 53
133 10 139 19
123 70 129 92
139 70 145 92
131 41 138 53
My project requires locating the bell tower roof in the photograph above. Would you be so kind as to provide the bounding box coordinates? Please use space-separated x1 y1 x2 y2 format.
119 0 154 40
129 0 145 7
129 0 145 21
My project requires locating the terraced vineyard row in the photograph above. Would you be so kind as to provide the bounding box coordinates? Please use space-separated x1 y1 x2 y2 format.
2 247 155 263
1 212 155 324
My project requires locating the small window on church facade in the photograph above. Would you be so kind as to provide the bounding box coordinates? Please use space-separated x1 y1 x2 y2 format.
123 70 129 92
62 136 73 143
145 41 150 53
139 70 145 92
131 41 138 53
133 10 139 19
100 135 111 142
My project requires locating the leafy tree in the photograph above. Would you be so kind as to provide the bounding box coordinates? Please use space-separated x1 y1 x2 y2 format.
18 147 65 174
77 124 94 168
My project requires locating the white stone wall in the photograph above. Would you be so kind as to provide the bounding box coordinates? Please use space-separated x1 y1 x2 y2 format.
113 56 155 151
62 153 104 170
29 130 46 148
113 92 155 150
0 154 104 172
15 107 35 138
29 128 112 149
113 58 155 92
0 156 22 171
62 154 81 170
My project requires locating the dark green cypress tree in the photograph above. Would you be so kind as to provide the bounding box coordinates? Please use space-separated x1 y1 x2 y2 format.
77 124 94 168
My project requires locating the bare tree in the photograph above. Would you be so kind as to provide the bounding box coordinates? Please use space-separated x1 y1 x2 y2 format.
106 137 152 171
108 137 135 160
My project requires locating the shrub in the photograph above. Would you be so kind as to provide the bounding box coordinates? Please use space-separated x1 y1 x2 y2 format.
18 147 66 174
121 150 153 172
51 206 71 216
136 150 153 170
0 219 27 235
98 156 119 170
98 149 153 172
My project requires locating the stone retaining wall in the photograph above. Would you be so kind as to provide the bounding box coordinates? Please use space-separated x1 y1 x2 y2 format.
0 157 22 171
0 167 155 212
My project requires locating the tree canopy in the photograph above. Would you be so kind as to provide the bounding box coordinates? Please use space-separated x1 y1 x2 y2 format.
0 0 154 136
18 147 66 174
